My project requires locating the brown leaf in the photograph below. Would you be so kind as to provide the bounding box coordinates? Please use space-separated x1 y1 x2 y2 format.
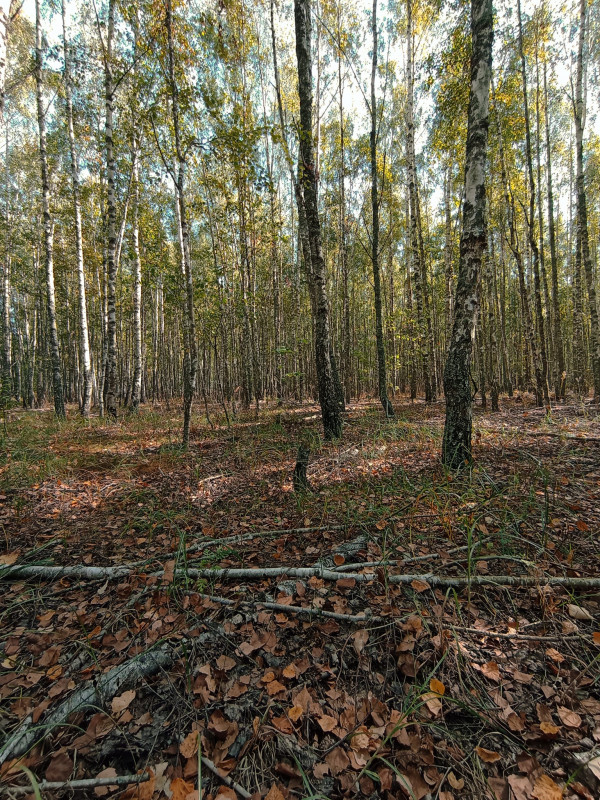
288 705 303 722
266 680 286 696
0 551 19 566
180 730 198 760
430 678 445 695
447 772 464 790
540 721 561 736
531 773 563 800
352 630 369 654
162 559 176 585
170 777 196 800
317 714 337 732
325 747 350 776
411 579 430 593
333 553 345 565
94 768 118 796
271 715 293 734
45 751 73 782
213 786 236 800
216 655 236 671
282 663 296 679
111 689 136 714
265 785 286 800
481 661 501 682
475 746 501 763
556 706 582 729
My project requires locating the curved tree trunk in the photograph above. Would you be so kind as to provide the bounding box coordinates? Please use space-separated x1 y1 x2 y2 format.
442 0 493 469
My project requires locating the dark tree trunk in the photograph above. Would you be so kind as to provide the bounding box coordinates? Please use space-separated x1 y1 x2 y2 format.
294 0 342 440
442 0 493 469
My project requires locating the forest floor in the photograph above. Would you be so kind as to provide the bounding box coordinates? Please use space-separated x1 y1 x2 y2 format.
0 396 599 800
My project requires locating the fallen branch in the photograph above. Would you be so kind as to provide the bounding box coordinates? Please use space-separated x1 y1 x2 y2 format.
199 592 375 623
6 772 150 795
4 564 600 591
0 643 176 764
201 754 251 799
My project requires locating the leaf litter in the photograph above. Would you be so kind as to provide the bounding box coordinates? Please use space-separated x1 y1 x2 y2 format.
0 398 599 799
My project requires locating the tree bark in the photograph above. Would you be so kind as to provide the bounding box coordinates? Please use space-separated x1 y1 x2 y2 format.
573 0 600 399
370 0 393 417
543 62 565 401
406 0 434 402
101 0 118 419
130 138 142 411
293 0 342 439
517 0 549 407
166 0 198 447
442 0 493 469
35 0 64 419
62 0 92 417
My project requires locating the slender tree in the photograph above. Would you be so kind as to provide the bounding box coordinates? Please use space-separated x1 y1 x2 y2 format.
35 0 65 418
294 0 342 439
62 0 92 417
572 0 600 399
370 0 393 417
442 0 493 468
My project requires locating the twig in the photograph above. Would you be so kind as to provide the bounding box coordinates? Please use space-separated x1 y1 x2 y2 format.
450 625 584 641
200 754 251 799
199 592 375 623
5 773 150 795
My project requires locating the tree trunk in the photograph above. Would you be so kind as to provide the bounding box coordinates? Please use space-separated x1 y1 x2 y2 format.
406 0 434 402
517 0 549 407
370 0 393 417
441 0 493 469
35 0 64 419
130 138 142 411
543 61 565 401
293 0 341 440
573 0 600 398
101 0 118 419
166 0 197 447
62 0 92 417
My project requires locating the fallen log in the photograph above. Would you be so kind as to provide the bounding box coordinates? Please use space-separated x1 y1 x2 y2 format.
0 643 176 765
3 562 600 591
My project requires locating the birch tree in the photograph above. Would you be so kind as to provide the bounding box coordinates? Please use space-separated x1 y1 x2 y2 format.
442 0 493 468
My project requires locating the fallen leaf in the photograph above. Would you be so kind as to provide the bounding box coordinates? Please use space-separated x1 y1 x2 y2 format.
567 604 593 621
0 552 19 566
180 730 198 759
162 560 175 585
94 768 118 796
557 706 582 729
111 689 136 714
352 630 369 654
481 661 501 682
317 714 337 732
475 746 501 763
430 678 445 695
288 705 303 722
448 771 464 790
170 777 196 800
531 773 563 800
265 785 286 800
213 787 236 800
325 747 350 776
216 655 236 671
411 579 430 593
45 751 73 782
